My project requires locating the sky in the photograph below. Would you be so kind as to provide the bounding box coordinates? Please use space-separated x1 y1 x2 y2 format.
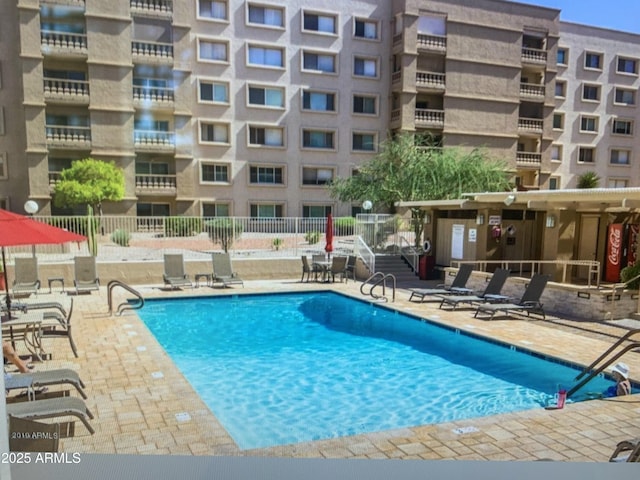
512 0 640 34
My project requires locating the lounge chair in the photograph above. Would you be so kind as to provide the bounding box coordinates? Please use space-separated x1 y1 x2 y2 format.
6 396 95 435
5 368 87 399
474 273 550 320
301 256 320 282
329 256 348 283
9 416 60 452
12 257 41 296
609 437 640 462
408 264 474 302
211 253 244 288
439 268 511 310
162 254 193 289
73 256 100 294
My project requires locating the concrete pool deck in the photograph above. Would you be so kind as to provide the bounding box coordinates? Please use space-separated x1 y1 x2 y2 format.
25 279 640 461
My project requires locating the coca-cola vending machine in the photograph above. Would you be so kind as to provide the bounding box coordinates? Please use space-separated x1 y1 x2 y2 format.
605 223 639 282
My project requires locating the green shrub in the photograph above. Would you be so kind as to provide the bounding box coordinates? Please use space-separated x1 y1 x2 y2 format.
621 263 640 289
204 218 244 252
110 229 130 247
305 231 321 244
164 217 203 237
334 217 356 235
272 238 284 250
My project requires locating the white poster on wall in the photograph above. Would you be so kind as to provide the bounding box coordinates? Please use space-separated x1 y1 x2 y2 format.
451 224 465 259
468 228 477 243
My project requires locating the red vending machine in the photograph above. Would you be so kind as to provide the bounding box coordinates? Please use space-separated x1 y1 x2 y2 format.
605 223 624 282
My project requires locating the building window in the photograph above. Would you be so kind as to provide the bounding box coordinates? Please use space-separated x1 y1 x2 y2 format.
608 178 629 188
203 203 230 217
613 119 633 135
248 126 285 147
551 145 562 162
352 132 376 151
578 147 595 163
354 18 379 40
198 0 227 21
198 80 229 103
555 81 566 98
585 52 602 69
247 4 284 28
303 205 332 217
353 95 377 115
201 163 229 182
582 84 600 101
548 177 560 190
552 113 564 130
353 56 378 78
580 115 598 133
137 203 170 217
302 167 334 185
250 204 283 218
247 85 285 108
198 39 228 62
302 51 337 73
248 45 284 68
302 11 337 34
557 48 568 65
249 166 284 184
617 56 638 74
136 161 169 175
0 152 7 179
610 149 631 165
302 90 336 112
614 88 636 106
302 129 335 149
200 122 229 144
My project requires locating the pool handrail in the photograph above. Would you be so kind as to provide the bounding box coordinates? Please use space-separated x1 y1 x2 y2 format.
108 280 144 316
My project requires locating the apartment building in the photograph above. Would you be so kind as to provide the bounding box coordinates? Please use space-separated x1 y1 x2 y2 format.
0 0 637 218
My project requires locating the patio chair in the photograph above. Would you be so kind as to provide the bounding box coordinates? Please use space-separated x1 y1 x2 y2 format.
329 256 348 283
473 273 550 320
439 268 511 310
301 256 320 282
162 254 193 290
5 367 87 399
12 257 41 296
609 437 640 462
408 264 474 302
73 256 100 294
211 253 244 288
6 395 95 435
344 255 357 282
9 416 60 452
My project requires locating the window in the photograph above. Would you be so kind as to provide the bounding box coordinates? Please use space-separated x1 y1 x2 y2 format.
578 147 595 163
585 52 602 69
352 132 376 151
248 126 284 147
354 18 378 40
249 166 284 184
617 56 638 74
137 203 170 217
548 177 560 190
303 11 337 34
613 119 633 135
608 178 629 188
552 113 564 130
198 0 227 20
551 145 562 162
247 4 284 28
250 204 283 218
198 80 228 103
203 203 230 217
302 51 336 73
201 163 229 182
580 115 598 133
135 162 169 175
0 152 6 179
302 90 336 112
614 88 636 106
198 39 228 62
302 129 335 149
555 81 566 98
557 48 568 65
247 85 285 108
303 205 332 217
200 122 229 143
610 149 631 165
582 84 600 101
302 167 334 185
248 45 284 68
353 95 377 115
353 56 378 78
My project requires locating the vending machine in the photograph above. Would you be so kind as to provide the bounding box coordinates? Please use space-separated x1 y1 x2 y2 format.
605 223 639 282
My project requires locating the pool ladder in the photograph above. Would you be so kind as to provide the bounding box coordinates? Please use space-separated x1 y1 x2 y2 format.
361 272 396 303
566 328 640 398
107 280 145 316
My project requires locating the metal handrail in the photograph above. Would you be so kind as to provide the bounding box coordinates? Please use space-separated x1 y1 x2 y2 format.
399 236 418 274
108 280 144 316
605 272 640 320
360 272 396 302
354 235 375 274
574 328 640 382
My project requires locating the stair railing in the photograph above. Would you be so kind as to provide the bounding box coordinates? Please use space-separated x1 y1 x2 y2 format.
399 236 419 274
605 272 640 321
355 235 375 274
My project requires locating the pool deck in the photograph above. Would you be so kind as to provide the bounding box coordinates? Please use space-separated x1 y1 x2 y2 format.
23 279 640 461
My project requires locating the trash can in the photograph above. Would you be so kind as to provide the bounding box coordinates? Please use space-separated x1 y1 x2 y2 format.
419 255 436 280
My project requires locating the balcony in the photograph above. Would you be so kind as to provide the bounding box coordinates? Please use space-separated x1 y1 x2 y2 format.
43 78 89 104
415 109 445 128
41 0 86 5
45 125 91 148
41 30 88 57
133 85 174 108
135 174 177 196
130 0 173 18
516 152 542 166
48 171 62 192
417 34 446 53
521 47 547 64
416 71 446 91
518 117 544 133
392 71 402 84
134 130 175 151
132 41 173 64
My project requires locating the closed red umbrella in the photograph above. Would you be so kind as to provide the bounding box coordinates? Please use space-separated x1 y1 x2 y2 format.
324 213 334 260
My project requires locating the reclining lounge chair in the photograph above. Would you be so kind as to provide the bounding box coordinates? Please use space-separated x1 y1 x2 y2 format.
5 368 87 399
212 253 244 288
474 273 550 320
408 264 473 302
12 257 41 296
6 396 95 435
609 437 640 462
74 256 100 294
162 254 193 289
439 268 510 310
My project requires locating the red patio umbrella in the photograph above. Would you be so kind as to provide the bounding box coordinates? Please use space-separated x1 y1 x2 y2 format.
0 208 86 314
324 213 334 260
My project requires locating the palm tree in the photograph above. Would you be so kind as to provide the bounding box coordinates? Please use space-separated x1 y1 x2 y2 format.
576 171 600 189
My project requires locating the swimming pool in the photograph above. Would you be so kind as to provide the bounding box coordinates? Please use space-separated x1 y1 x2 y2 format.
137 291 613 450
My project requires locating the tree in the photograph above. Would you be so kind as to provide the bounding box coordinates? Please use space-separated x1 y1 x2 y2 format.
328 133 511 248
576 171 600 189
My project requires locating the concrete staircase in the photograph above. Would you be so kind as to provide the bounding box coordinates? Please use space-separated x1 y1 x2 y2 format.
373 254 432 289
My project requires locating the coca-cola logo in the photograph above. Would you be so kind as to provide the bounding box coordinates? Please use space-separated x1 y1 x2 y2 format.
609 228 621 266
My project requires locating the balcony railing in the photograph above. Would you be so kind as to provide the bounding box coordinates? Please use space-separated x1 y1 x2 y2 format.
130 0 173 14
134 130 175 149
42 0 86 6
415 109 445 127
43 78 90 102
391 71 402 84
417 34 446 51
520 83 545 98
132 41 173 62
416 71 446 89
133 85 174 103
48 171 62 190
135 174 177 195
390 109 401 122
521 47 547 64
41 30 88 54
393 33 402 46
516 152 542 165
45 125 91 146
518 117 544 132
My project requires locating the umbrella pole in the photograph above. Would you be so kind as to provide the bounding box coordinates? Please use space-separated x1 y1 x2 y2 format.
2 247 10 316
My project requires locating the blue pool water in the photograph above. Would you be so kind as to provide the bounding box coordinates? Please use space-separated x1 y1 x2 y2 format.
137 292 613 450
